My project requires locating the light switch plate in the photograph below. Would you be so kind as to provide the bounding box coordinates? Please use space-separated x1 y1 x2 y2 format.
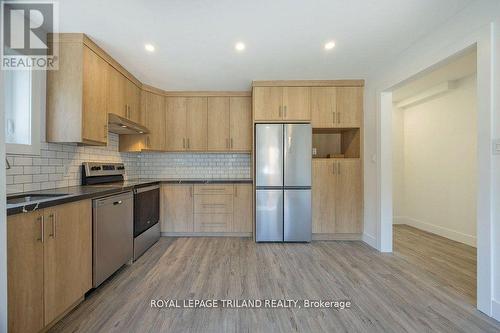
493 139 500 155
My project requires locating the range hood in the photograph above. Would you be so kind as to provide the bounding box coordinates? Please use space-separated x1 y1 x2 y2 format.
108 113 150 135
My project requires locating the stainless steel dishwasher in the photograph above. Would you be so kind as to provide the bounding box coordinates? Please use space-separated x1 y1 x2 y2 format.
93 191 133 288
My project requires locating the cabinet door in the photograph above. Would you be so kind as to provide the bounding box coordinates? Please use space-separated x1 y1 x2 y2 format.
336 87 362 127
107 66 127 118
233 184 253 233
311 87 336 128
82 46 108 144
44 200 92 325
283 87 310 121
312 160 336 233
186 97 208 150
165 97 188 151
207 97 230 151
161 185 194 232
143 91 166 150
335 159 362 233
229 97 252 151
127 80 142 123
253 87 282 121
8 211 45 333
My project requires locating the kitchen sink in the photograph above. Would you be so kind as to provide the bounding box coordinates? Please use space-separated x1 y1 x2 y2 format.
7 193 69 205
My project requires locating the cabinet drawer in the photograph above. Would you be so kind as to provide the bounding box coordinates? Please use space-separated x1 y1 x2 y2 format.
194 184 234 195
194 214 232 232
194 194 233 214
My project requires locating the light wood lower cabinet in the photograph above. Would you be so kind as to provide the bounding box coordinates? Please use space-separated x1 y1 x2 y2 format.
161 184 194 232
312 159 362 234
7 211 44 333
161 183 252 235
233 184 253 233
7 200 92 333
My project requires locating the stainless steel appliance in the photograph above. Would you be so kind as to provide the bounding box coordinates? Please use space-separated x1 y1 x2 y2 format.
133 184 160 260
82 162 161 286
93 191 133 287
255 124 312 242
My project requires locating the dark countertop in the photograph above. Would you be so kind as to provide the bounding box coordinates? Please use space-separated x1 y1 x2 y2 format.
7 178 252 216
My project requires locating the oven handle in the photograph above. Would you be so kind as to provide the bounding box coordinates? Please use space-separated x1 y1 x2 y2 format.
134 184 160 194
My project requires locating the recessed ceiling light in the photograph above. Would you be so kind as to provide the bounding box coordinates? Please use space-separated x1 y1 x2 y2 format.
324 41 336 50
144 44 155 52
235 42 246 52
121 125 127 128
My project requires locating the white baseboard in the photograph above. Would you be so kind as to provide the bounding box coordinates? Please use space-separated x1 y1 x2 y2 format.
362 233 377 249
492 299 500 322
393 216 406 224
394 216 476 247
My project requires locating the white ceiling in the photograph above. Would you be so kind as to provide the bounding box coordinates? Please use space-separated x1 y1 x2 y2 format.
59 0 474 91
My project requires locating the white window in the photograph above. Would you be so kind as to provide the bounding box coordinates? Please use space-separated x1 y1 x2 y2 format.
4 66 45 155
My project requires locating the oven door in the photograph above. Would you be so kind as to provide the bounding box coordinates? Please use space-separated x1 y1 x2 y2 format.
134 184 160 237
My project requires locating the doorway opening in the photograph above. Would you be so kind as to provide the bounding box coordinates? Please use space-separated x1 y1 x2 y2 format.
390 48 477 305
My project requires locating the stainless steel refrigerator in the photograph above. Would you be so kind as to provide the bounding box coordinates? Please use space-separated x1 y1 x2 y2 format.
255 123 312 242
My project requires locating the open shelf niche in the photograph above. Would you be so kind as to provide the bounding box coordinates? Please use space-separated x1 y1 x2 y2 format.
312 128 360 159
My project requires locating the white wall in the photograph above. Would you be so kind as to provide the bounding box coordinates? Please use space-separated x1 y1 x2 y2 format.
363 0 500 318
393 75 477 247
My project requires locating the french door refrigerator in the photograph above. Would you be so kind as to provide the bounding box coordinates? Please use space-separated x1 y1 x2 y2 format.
255 123 312 242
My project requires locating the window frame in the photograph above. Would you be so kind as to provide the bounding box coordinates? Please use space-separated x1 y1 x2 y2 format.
5 65 45 156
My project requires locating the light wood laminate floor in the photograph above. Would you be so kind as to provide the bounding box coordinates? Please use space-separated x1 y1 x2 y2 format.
50 227 499 333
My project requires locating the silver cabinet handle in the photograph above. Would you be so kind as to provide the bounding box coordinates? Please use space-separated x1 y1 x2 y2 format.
226 138 229 149
333 110 336 124
147 137 151 147
113 200 123 205
49 213 56 238
230 138 233 149
124 104 128 118
189 186 193 197
234 185 238 197
278 105 282 118
337 111 340 124
337 162 341 175
284 105 287 118
37 215 44 243
332 162 336 175
187 138 190 149
183 138 186 149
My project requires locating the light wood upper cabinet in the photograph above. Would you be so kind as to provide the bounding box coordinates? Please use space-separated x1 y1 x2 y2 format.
283 87 310 121
207 96 252 152
336 87 363 127
165 97 188 151
47 34 144 146
230 97 252 151
312 159 361 234
208 97 230 150
311 87 336 128
108 66 127 118
335 159 362 233
7 200 92 333
126 80 142 123
253 86 311 121
8 211 44 333
233 184 253 233
108 66 142 123
186 97 208 150
253 87 283 121
81 46 109 144
43 201 92 326
143 91 166 150
161 185 194 232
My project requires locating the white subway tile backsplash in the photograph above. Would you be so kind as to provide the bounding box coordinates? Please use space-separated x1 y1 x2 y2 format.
6 132 251 194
